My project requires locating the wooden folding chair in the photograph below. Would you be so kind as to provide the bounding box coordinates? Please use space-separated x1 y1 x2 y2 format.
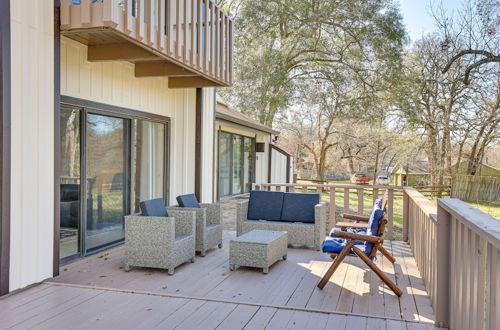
317 199 402 297
334 198 395 264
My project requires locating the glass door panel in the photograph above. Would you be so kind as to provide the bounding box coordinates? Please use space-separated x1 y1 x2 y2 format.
232 135 242 194
133 120 166 213
243 137 254 192
60 107 81 259
85 114 128 252
218 132 231 197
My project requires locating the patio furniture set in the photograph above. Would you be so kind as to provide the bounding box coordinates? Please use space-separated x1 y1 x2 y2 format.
123 190 402 296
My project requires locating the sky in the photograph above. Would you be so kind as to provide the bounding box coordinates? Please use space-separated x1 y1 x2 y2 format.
397 0 464 42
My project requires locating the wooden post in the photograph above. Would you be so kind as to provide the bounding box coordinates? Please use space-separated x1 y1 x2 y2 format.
403 188 409 242
357 188 364 215
435 200 452 328
302 186 307 193
387 189 394 240
373 187 379 204
329 187 336 232
343 188 349 213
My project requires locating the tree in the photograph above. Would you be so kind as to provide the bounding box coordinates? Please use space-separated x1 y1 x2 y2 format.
219 0 405 127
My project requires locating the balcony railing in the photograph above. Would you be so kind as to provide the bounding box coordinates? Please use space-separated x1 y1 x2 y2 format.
60 0 233 88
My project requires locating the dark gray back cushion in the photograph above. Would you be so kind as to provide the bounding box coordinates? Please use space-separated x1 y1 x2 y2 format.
176 194 200 208
140 198 168 217
280 193 319 223
247 190 284 221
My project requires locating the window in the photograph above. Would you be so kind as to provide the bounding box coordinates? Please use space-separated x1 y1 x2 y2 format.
218 131 255 198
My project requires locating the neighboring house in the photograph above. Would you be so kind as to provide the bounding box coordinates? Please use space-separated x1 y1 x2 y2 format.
215 101 294 198
0 0 233 295
449 161 500 177
390 164 430 186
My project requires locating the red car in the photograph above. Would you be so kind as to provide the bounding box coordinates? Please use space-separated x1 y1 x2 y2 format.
350 173 370 184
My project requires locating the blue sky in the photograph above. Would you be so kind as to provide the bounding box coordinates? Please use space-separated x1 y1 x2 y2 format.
398 0 463 42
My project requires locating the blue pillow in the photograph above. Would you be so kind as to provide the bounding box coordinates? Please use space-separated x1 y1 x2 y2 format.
140 198 168 217
176 194 200 208
247 190 284 221
364 208 383 256
280 193 319 223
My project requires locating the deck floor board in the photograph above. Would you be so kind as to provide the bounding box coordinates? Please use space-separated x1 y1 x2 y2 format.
0 231 437 329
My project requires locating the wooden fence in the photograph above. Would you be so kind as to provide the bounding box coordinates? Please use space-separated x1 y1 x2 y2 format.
404 187 500 329
452 175 500 202
253 183 402 240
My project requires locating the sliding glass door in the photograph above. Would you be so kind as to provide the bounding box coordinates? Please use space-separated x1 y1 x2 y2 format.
218 131 255 198
85 114 129 253
59 102 169 262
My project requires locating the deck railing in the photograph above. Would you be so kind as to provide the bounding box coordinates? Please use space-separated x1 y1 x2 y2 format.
61 0 233 86
404 187 500 329
253 183 403 240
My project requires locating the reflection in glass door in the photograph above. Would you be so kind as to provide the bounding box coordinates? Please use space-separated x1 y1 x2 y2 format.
85 114 129 253
60 107 81 260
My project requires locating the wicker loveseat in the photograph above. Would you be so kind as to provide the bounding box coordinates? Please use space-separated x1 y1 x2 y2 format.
236 191 329 250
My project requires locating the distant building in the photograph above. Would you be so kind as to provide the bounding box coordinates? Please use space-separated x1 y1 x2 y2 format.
390 163 430 186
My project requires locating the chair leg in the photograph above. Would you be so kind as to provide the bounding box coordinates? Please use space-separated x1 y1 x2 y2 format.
317 241 354 290
378 245 396 264
352 246 403 297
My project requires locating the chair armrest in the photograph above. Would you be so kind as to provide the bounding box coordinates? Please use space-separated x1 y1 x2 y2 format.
342 213 369 222
236 199 249 236
200 203 221 225
335 222 370 230
168 209 196 237
314 201 329 250
333 231 382 243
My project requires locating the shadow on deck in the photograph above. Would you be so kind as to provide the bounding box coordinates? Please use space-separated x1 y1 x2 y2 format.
1 231 438 329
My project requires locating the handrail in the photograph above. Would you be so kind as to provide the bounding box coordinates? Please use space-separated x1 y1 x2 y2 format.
255 182 401 240
405 186 499 329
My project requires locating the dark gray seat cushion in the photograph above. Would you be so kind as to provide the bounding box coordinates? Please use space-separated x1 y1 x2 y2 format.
247 190 284 221
280 193 319 223
176 194 200 208
140 198 168 217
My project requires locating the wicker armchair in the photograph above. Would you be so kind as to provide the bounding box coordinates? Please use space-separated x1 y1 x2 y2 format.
168 203 223 256
124 209 196 275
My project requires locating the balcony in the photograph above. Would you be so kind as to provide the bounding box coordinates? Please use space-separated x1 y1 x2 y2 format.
60 0 233 88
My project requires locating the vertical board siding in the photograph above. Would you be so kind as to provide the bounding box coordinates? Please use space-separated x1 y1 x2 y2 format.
200 88 215 203
9 0 55 291
270 148 288 183
61 36 200 206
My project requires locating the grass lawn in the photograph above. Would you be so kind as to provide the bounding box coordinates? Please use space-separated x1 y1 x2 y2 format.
465 200 500 219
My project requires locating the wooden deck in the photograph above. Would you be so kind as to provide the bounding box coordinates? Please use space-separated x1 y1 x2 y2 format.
1 232 438 329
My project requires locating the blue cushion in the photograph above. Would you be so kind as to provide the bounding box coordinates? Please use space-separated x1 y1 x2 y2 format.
280 193 319 223
322 237 365 255
247 190 284 221
140 198 168 217
176 194 200 208
364 208 383 256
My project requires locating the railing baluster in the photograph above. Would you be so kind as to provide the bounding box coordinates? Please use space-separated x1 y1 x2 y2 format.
197 0 202 69
81 0 91 26
357 188 364 215
190 0 195 64
183 0 187 61
61 0 70 28
329 187 336 232
343 188 349 213
387 189 394 240
204 0 209 72
175 0 180 58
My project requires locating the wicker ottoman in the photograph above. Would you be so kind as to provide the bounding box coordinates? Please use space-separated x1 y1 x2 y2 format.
229 230 287 274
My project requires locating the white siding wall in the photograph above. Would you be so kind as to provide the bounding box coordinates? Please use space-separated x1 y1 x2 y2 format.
255 134 271 184
201 89 216 203
10 0 55 291
61 37 215 206
270 149 288 183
